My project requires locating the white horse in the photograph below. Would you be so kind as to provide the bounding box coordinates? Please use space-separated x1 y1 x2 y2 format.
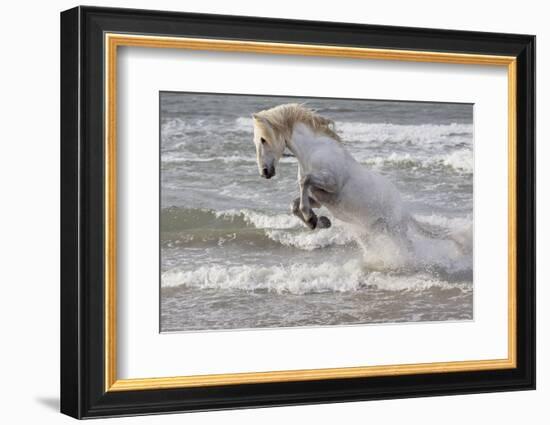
252 103 435 249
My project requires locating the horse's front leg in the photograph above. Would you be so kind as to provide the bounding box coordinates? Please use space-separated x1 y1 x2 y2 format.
298 173 337 230
291 196 330 229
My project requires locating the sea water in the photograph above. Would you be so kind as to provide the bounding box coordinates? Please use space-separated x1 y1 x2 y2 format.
160 93 473 332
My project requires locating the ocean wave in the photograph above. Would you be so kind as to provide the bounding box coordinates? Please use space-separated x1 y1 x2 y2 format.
266 226 355 251
161 152 297 166
162 149 471 174
161 153 255 164
337 122 473 144
215 209 302 230
162 116 472 174
413 213 472 230
164 117 472 147
161 118 193 135
235 118 472 146
235 116 253 131
440 149 473 173
163 117 251 137
162 207 354 251
161 207 244 232
161 207 473 259
413 213 473 255
235 117 472 142
361 149 472 173
161 259 470 294
162 207 303 233
361 271 470 292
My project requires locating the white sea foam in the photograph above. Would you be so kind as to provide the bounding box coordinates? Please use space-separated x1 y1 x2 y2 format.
362 272 469 292
235 116 253 131
211 208 473 258
413 213 472 230
440 149 473 173
361 149 472 173
407 213 473 272
161 209 473 293
162 258 469 294
162 260 364 293
266 226 355 250
161 118 191 135
337 122 473 145
161 153 255 164
215 209 302 229
214 209 356 250
161 153 297 165
413 213 473 255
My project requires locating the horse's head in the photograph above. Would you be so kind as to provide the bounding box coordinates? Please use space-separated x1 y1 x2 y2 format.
252 113 286 179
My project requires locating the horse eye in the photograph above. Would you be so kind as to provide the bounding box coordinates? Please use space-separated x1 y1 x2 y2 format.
260 137 267 144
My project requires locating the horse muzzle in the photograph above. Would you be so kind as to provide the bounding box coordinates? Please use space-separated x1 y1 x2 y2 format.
261 166 275 179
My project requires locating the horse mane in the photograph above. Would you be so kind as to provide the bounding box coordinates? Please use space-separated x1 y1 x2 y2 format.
254 103 342 143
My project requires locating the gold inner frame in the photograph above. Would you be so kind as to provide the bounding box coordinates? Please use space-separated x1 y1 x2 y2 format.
104 33 517 392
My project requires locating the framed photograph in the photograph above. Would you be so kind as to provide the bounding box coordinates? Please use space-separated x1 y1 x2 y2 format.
60 6 535 419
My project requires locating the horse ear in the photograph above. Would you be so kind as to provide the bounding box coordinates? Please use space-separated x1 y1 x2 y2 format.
253 113 273 129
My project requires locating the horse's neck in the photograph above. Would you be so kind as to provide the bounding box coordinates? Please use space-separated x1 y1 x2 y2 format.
286 123 329 167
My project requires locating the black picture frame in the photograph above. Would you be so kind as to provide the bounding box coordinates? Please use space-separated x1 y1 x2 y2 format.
61 5 535 419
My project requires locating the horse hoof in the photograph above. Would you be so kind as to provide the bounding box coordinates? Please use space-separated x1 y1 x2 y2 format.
318 216 331 229
306 215 318 230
